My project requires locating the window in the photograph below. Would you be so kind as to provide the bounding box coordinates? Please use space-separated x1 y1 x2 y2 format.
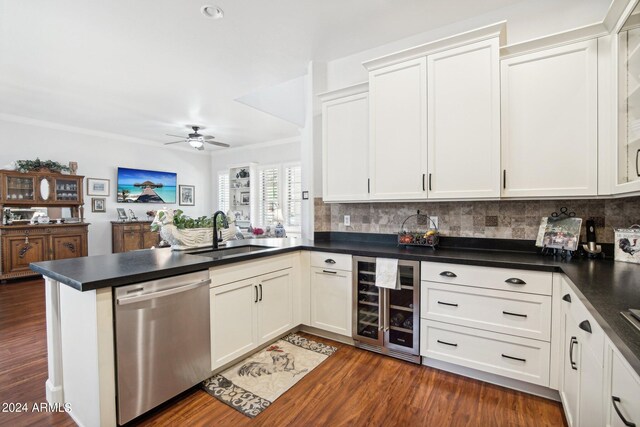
217 171 229 213
284 164 302 229
258 167 279 227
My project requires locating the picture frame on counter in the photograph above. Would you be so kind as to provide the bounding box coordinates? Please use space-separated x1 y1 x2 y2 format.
179 185 195 206
87 177 110 196
116 207 128 221
91 197 106 213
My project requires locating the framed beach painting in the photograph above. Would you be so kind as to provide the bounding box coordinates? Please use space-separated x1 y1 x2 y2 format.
87 178 110 196
116 167 176 203
179 185 195 206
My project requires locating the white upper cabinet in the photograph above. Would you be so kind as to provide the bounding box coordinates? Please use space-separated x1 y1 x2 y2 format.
501 40 598 198
368 57 428 200
427 38 501 199
616 4 640 194
320 84 370 202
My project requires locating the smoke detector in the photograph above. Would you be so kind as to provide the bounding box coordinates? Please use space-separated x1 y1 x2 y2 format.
201 5 224 19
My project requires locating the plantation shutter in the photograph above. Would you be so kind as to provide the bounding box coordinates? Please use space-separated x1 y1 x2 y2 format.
217 172 229 213
258 167 279 227
284 164 302 228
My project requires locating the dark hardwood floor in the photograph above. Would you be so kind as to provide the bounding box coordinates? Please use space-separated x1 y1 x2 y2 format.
0 279 567 427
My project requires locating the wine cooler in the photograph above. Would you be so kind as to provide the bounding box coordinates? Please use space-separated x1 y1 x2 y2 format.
352 256 420 363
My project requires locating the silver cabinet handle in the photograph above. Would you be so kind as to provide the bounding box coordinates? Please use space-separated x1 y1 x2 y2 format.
324 258 336 264
505 278 526 285
117 278 211 305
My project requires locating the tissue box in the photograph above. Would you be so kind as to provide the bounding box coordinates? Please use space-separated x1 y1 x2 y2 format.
614 225 640 264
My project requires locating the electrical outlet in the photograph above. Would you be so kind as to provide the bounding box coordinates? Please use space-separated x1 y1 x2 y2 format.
344 215 351 226
430 216 438 229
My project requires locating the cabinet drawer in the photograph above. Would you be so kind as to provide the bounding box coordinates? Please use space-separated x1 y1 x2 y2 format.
560 276 604 365
123 224 142 232
422 281 551 341
310 251 352 271
609 350 640 427
421 262 552 296
421 319 550 386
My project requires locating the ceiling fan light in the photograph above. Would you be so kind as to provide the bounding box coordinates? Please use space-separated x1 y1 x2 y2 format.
188 138 204 148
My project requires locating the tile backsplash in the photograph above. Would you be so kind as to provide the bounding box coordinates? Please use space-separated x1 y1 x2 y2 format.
314 197 640 243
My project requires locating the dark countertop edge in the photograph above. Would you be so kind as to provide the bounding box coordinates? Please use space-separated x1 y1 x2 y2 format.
31 240 640 377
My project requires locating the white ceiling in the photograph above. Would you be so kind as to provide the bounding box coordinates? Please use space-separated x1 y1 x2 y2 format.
0 0 607 150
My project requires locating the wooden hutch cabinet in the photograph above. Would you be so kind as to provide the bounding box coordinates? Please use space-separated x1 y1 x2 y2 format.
111 221 160 253
0 169 89 281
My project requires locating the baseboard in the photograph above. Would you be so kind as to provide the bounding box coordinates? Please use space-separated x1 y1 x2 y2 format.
298 325 355 346
422 357 561 402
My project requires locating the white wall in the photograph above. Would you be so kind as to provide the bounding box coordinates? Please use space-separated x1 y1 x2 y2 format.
0 117 212 256
326 0 611 90
210 138 301 211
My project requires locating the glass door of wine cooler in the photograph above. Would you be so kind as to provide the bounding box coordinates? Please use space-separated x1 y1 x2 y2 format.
384 261 420 355
353 258 383 346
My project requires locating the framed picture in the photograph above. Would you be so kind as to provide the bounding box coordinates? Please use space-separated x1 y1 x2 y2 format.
116 208 128 221
179 185 195 206
87 178 110 196
91 198 106 213
241 192 250 204
541 217 583 251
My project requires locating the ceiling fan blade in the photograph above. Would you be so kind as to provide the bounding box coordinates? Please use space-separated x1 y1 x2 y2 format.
166 133 187 138
164 140 185 145
203 135 215 140
206 140 230 148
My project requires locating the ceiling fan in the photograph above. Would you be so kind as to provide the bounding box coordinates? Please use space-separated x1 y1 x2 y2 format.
164 126 230 151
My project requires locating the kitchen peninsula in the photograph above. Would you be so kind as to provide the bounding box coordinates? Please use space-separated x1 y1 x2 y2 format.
31 234 640 427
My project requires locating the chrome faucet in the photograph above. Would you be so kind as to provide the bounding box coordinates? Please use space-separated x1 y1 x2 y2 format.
212 211 228 249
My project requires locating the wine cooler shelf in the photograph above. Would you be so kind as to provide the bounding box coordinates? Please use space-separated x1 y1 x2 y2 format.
353 257 420 363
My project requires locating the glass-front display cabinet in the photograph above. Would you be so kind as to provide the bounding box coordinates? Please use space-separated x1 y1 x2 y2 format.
618 2 640 191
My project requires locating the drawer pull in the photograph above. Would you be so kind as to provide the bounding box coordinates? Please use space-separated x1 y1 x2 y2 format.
578 320 592 333
437 301 458 307
505 278 526 285
502 311 528 318
569 336 578 370
562 294 572 303
439 271 457 278
324 258 336 264
501 354 526 363
322 270 337 274
437 339 458 347
612 396 636 427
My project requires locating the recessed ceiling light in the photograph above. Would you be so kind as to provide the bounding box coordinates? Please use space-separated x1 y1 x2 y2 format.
201 5 224 19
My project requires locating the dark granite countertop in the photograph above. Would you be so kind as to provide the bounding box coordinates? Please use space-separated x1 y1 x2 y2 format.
30 235 640 377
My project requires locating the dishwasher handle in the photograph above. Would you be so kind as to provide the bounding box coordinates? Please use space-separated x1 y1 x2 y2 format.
117 278 211 305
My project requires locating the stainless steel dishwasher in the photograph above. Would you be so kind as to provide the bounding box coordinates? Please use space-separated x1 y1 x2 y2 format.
114 270 211 425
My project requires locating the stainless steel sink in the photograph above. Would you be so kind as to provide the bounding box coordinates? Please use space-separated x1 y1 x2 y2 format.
189 245 274 258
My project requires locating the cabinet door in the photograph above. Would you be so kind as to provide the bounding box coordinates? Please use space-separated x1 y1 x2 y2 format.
369 57 427 200
142 230 159 249
561 311 581 427
501 40 598 197
579 344 604 427
210 279 258 370
51 235 83 260
310 267 352 336
122 231 142 252
257 269 293 344
5 236 47 274
427 38 500 199
609 351 640 427
5 174 36 203
322 90 369 201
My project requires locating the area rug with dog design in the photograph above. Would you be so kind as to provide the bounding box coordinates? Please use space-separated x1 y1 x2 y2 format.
202 333 338 418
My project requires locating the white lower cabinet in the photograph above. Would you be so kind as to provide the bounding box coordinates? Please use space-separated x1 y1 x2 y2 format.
210 268 293 370
559 278 604 427
421 319 551 386
309 252 352 337
607 349 640 427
